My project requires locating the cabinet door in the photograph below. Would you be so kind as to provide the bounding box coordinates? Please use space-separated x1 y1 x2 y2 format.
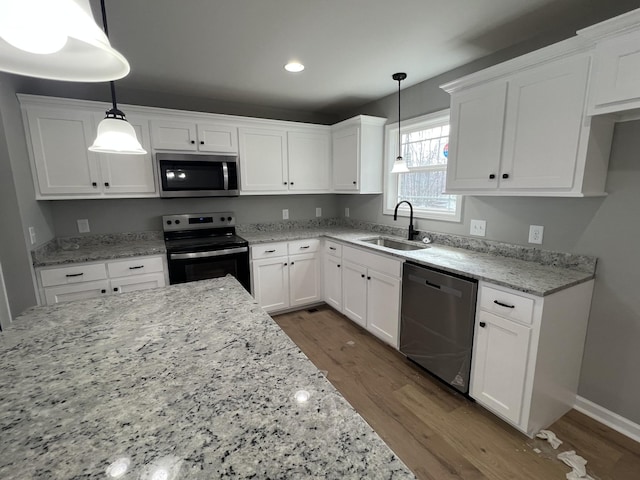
239 128 288 192
252 257 290 312
341 261 367 328
25 106 101 196
197 123 238 153
366 269 400 348
111 272 166 294
150 120 198 151
287 131 331 192
323 255 342 312
332 126 359 191
289 253 321 307
43 280 110 305
590 29 640 111
470 311 531 425
446 81 506 191
97 115 156 196
500 56 590 190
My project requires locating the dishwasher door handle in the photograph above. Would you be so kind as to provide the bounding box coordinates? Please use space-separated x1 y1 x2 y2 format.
424 280 441 290
408 273 463 298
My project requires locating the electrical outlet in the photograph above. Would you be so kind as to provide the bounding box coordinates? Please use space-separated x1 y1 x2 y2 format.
28 226 36 245
345 207 350 218
282 209 289 220
470 219 486 237
316 207 322 217
529 225 544 244
77 219 90 233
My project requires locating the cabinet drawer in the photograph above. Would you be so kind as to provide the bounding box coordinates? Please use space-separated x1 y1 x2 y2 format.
107 256 164 278
343 245 402 278
40 263 107 287
43 280 110 305
479 285 534 325
324 240 342 257
251 242 288 260
288 238 320 255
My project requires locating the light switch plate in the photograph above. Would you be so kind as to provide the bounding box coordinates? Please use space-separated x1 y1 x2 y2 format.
529 225 544 244
470 219 486 237
345 207 350 218
28 226 36 245
282 209 289 220
77 219 90 233
316 207 322 217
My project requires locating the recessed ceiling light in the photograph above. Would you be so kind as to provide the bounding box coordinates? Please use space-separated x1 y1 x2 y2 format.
285 62 304 73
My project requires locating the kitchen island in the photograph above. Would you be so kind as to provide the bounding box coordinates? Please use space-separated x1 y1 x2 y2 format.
0 276 414 479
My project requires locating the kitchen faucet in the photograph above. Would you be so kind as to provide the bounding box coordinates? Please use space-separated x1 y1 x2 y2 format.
393 200 417 240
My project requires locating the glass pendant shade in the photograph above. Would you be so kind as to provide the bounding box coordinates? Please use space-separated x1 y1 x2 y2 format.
391 156 409 173
0 0 130 81
89 112 146 155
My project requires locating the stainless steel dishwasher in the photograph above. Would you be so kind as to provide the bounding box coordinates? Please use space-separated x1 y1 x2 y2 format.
399 262 478 394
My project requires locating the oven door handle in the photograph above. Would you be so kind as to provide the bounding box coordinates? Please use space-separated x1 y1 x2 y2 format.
169 246 248 260
222 162 229 191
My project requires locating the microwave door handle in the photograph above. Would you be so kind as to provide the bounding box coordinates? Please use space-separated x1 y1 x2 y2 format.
222 162 229 190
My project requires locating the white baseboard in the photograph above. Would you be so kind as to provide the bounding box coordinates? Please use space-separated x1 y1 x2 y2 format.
574 396 640 443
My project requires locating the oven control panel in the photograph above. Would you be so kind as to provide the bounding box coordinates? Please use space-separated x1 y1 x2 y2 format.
163 212 236 232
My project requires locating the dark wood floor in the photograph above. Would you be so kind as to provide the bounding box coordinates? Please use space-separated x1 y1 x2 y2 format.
273 306 640 480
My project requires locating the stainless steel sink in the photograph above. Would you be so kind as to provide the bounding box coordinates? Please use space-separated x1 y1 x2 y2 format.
360 236 430 251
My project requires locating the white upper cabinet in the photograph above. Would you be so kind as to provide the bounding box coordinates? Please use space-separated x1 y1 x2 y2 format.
331 115 386 194
239 127 289 192
21 97 156 199
287 130 331 192
150 119 238 153
579 9 640 115
442 39 615 197
239 126 331 194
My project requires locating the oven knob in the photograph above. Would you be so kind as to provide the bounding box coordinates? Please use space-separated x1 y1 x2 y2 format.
220 217 225 222
227 216 232 221
175 219 180 224
166 220 172 225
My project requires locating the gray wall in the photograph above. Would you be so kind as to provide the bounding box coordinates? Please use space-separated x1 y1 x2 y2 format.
339 74 640 423
0 73 55 318
49 195 340 236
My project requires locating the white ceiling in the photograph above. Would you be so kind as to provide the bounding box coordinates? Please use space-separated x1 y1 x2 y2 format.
93 0 640 117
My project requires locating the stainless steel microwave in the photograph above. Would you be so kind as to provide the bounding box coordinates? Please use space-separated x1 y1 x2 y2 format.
156 153 240 198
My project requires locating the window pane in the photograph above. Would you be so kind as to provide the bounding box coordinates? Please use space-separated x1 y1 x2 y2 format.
397 170 457 213
402 128 448 168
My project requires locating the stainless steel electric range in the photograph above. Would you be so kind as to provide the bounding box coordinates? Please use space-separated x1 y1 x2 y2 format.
162 212 250 292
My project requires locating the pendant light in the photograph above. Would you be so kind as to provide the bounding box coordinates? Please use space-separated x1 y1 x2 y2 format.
391 72 409 173
0 0 129 82
89 0 146 155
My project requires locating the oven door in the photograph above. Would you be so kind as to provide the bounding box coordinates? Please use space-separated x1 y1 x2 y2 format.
167 247 250 292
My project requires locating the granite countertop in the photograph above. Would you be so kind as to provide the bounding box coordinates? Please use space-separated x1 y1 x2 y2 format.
0 276 415 479
240 227 595 296
32 232 166 267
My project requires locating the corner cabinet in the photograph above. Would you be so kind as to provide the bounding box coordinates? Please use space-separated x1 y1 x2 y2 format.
331 115 386 193
579 9 640 115
19 96 156 200
470 281 594 437
442 39 615 197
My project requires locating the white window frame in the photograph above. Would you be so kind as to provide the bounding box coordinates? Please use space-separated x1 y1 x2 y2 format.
383 109 462 222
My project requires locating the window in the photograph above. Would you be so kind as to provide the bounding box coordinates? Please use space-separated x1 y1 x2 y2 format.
384 109 462 222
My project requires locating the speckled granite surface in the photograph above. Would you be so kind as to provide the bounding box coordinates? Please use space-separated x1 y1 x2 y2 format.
32 231 166 267
239 225 595 296
0 276 415 480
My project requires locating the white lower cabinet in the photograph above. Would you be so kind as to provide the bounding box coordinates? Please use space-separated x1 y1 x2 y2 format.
37 255 167 306
338 245 403 348
251 240 321 313
470 280 594 437
323 254 343 312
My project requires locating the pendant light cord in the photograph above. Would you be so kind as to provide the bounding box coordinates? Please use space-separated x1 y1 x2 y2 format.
397 77 401 160
100 0 118 111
